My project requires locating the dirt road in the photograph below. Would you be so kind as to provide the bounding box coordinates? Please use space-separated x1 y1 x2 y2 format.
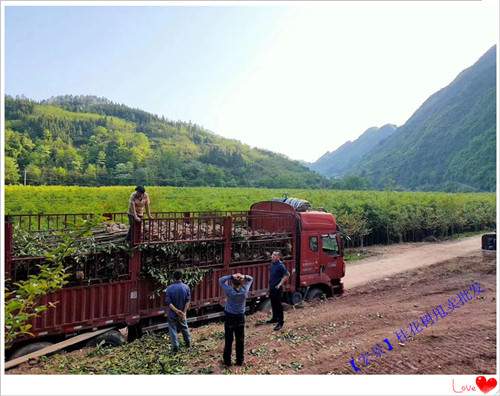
227 248 495 375
344 235 482 288
9 236 495 375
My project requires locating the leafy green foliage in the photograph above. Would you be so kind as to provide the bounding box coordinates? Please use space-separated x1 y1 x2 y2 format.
5 95 328 188
12 220 211 295
5 156 21 184
4 263 67 346
27 330 236 374
140 244 211 293
38 333 190 374
143 264 209 293
4 218 99 346
330 175 372 191
336 209 371 247
12 223 130 258
5 186 496 247
12 226 52 257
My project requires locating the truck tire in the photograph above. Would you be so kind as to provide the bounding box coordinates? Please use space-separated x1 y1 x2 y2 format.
332 279 344 295
127 324 143 342
86 330 126 348
289 291 304 306
9 341 53 360
334 282 344 295
257 298 272 312
306 287 326 301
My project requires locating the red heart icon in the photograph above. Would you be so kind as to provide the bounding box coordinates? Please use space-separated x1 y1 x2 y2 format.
476 376 497 394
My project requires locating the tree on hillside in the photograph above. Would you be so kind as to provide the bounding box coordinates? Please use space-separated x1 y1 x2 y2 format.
4 96 335 188
331 176 371 190
5 157 20 184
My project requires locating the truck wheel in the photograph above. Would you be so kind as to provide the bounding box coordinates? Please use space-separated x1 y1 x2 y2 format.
257 298 272 312
86 330 126 348
127 324 143 342
334 282 344 295
332 279 344 295
9 341 53 360
306 287 326 301
290 291 304 306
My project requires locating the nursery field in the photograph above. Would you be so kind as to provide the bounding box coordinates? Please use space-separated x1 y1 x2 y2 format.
5 186 496 246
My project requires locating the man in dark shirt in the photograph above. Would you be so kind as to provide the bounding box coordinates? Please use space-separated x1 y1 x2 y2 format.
165 270 191 353
267 250 290 331
219 273 253 366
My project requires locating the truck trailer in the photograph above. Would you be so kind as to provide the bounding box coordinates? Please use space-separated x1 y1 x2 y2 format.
5 199 345 359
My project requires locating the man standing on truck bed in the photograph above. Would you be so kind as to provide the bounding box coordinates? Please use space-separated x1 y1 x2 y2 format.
126 185 152 242
267 251 290 331
219 273 253 366
165 270 192 353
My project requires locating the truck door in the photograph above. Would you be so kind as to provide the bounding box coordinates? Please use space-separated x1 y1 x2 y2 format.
319 233 342 279
300 233 320 276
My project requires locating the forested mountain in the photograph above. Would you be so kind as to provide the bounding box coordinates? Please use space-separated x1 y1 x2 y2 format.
5 95 329 188
310 45 496 192
353 45 497 192
5 46 495 191
310 124 397 177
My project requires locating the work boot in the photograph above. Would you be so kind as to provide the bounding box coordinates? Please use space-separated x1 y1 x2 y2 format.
273 323 283 331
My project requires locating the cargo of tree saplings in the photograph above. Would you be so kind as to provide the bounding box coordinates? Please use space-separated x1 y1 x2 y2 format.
10 220 131 287
9 214 293 291
139 214 293 293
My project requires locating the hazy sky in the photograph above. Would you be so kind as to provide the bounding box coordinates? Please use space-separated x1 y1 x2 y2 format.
5 1 498 162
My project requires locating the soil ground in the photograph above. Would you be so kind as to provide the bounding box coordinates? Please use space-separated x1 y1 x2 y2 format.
7 236 496 375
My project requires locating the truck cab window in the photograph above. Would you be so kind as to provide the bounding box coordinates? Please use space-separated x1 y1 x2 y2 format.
321 234 339 256
309 236 318 252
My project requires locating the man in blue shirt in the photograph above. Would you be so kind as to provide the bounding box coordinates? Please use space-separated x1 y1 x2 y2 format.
219 272 253 366
165 270 191 353
267 251 290 331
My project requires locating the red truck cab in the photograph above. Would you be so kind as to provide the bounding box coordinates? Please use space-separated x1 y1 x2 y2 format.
298 211 345 290
250 200 345 301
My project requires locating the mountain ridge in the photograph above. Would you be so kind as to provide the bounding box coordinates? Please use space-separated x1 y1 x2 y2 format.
5 95 329 188
5 45 496 192
310 45 496 192
310 123 397 177
353 44 496 192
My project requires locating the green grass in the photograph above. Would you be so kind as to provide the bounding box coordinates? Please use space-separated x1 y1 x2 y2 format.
344 249 371 262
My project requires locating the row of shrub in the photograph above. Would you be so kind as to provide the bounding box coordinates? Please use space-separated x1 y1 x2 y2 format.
6 186 496 247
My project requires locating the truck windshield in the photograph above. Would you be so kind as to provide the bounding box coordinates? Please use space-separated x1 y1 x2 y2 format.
321 234 339 256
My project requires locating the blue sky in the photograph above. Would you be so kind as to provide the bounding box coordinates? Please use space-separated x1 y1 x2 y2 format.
6 6 285 121
5 3 498 161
